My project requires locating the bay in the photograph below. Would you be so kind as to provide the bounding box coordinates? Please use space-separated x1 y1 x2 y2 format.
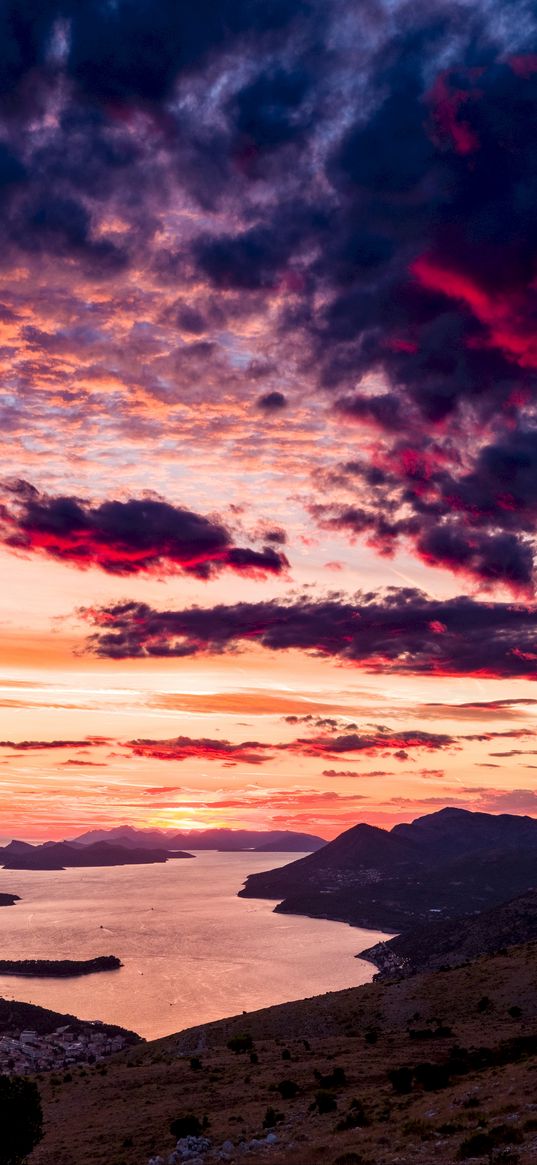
0 852 386 1039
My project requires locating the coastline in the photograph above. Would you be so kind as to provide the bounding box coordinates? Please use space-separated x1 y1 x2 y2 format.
0 892 20 907
0 854 385 1038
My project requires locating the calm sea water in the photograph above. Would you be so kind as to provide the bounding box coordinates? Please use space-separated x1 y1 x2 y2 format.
0 852 386 1039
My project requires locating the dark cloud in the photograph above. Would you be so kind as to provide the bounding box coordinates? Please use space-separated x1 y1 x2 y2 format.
287 728 455 757
127 735 273 765
60 759 107 767
80 587 537 679
0 737 108 750
0 0 535 599
418 698 537 721
0 480 288 579
256 391 287 411
322 767 445 778
489 749 537 758
125 725 455 764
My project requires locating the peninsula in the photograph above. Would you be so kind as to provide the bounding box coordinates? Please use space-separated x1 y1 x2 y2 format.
0 892 19 907
239 807 537 931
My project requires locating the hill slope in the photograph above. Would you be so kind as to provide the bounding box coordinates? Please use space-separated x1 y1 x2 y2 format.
361 888 537 979
29 941 537 1165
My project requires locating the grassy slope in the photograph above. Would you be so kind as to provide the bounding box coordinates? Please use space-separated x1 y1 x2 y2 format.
30 941 537 1165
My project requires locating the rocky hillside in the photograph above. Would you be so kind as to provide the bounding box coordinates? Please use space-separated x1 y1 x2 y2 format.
28 940 537 1165
361 888 537 980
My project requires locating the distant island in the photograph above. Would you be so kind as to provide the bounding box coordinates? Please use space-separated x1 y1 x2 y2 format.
0 955 122 978
0 840 195 870
0 828 325 870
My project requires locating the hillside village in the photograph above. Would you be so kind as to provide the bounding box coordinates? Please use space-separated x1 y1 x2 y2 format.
0 1022 129 1075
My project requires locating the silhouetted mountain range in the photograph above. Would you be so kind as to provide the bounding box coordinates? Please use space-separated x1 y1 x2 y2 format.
239 808 537 930
70 826 326 851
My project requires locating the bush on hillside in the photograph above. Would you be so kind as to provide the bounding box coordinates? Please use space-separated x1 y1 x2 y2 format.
169 1114 202 1139
276 1079 299 1100
0 1075 43 1165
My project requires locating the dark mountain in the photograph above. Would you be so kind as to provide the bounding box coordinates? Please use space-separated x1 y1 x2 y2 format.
2 839 34 852
361 888 537 980
239 808 537 931
393 806 537 859
239 820 424 903
0 841 194 870
253 831 326 852
71 826 326 851
168 828 326 851
72 826 173 849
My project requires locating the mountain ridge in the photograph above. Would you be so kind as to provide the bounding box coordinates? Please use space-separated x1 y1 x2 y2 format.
70 826 326 851
239 807 537 931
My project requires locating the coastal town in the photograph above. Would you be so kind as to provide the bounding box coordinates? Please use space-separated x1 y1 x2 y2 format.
0 1022 130 1075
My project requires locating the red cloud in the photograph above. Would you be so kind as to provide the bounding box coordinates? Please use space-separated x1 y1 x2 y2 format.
0 481 288 581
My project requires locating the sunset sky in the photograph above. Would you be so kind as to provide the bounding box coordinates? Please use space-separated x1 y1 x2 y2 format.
2 0 537 840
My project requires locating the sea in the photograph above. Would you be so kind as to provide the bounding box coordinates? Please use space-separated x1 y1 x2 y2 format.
0 851 386 1039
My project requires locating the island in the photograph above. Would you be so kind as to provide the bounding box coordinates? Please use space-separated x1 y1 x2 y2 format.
0 841 195 870
0 955 122 977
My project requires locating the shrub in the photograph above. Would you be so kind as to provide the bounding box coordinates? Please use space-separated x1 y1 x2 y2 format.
388 1066 413 1094
458 1132 495 1159
276 1079 299 1100
189 1057 202 1071
0 1075 43 1165
263 1106 284 1128
169 1114 202 1139
227 1034 253 1054
336 1100 369 1131
315 1066 347 1089
316 1089 338 1114
477 996 493 1013
414 1061 451 1091
281 1048 291 1061
458 1124 523 1159
364 1029 378 1044
508 1006 522 1018
249 1051 258 1064
408 1026 453 1040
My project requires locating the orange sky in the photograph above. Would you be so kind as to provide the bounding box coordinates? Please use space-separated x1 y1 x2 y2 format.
1 4 537 842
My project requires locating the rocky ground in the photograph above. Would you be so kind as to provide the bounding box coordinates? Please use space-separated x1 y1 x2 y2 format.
28 939 537 1165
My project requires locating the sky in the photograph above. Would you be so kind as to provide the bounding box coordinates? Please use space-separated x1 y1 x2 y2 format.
2 0 537 840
